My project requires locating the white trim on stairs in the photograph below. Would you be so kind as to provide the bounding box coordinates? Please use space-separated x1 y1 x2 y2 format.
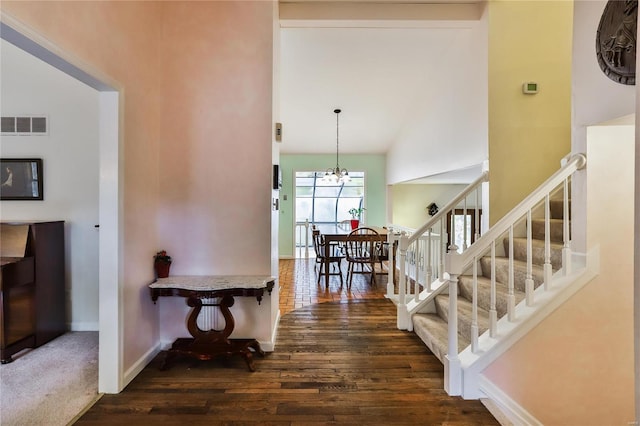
477 374 542 426
459 247 600 399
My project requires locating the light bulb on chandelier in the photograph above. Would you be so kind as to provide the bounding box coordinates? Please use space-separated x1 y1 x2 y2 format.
323 108 350 184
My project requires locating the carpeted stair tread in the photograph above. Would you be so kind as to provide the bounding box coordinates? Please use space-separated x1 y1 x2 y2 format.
458 275 525 318
412 313 471 364
434 294 490 339
479 256 546 292
508 237 563 270
531 218 565 243
410 197 570 368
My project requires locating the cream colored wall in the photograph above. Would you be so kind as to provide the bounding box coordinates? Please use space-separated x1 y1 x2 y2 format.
488 0 572 225
484 124 636 424
0 0 276 374
390 183 466 229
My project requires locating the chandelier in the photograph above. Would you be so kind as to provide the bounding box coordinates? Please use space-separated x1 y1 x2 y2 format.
323 108 350 183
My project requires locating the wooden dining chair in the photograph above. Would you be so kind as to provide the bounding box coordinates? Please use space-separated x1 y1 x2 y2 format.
344 227 382 286
312 229 344 287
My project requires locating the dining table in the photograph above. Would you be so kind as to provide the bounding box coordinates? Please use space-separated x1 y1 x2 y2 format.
314 224 389 288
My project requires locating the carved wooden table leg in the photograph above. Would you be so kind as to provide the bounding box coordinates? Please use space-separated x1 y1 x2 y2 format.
161 295 264 371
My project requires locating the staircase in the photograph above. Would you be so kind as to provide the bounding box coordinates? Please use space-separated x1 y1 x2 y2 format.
412 197 566 364
388 153 596 399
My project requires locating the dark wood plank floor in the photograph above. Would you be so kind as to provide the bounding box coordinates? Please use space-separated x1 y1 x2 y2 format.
75 260 498 425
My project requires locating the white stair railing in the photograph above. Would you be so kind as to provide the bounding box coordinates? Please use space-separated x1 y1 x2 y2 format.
389 171 489 330
442 153 586 396
294 220 310 259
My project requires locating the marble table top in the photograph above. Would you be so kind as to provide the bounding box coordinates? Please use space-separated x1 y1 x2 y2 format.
149 275 275 291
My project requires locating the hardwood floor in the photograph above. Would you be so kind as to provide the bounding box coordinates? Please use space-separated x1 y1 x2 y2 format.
75 259 498 425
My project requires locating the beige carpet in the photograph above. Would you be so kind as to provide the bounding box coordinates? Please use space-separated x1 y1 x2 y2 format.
0 331 99 426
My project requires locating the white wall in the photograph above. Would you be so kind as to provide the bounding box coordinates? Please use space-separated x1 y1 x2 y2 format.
571 0 636 251
0 40 99 331
385 15 488 185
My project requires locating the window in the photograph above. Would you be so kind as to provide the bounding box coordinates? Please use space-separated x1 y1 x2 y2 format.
294 171 365 254
446 209 482 253
295 171 365 224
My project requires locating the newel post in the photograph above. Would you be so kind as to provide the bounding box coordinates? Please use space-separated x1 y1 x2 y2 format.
444 245 462 396
396 232 411 330
386 228 397 298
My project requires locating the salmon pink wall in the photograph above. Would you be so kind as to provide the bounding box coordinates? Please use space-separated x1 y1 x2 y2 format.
1 0 163 372
157 1 273 276
156 1 275 343
1 0 277 377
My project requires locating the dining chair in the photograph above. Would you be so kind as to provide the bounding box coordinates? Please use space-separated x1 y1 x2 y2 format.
312 229 344 287
344 227 382 286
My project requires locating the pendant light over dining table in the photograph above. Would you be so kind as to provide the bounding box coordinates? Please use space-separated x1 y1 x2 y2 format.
323 108 350 184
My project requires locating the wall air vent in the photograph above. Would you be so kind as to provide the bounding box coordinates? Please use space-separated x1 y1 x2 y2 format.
1 115 48 135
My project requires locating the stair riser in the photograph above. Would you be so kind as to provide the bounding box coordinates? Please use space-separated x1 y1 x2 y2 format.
479 257 544 292
507 238 562 271
549 199 570 220
458 276 523 318
531 219 565 243
435 295 489 339
412 311 476 359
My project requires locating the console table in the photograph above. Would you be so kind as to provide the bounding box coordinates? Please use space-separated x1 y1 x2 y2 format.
149 275 275 372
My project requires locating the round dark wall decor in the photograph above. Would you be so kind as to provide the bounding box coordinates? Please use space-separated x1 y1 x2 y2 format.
596 0 637 85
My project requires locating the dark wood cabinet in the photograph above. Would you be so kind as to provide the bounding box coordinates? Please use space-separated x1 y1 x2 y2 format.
1 221 66 363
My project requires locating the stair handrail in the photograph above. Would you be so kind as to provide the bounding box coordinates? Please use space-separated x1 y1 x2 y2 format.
446 153 586 275
405 171 489 247
393 170 489 330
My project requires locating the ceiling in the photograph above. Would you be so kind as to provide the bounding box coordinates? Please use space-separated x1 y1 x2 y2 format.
278 0 483 164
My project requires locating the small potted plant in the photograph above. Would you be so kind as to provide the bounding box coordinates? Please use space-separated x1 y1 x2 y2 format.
348 207 366 230
154 250 172 278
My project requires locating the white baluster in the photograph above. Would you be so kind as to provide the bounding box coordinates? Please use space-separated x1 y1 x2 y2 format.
525 210 534 306
426 229 432 292
415 235 428 302
562 177 572 275
304 219 309 259
396 232 410 330
489 240 498 337
475 186 480 242
444 268 461 396
440 218 446 281
387 229 396 298
463 198 468 251
471 256 479 353
544 193 552 289
508 225 516 322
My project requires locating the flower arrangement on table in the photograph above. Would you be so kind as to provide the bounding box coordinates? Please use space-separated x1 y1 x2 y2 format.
348 207 366 219
348 207 366 230
154 250 172 278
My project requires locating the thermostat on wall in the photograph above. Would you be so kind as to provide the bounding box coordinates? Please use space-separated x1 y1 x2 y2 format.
522 82 538 94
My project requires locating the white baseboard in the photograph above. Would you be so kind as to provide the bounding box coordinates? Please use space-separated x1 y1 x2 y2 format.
478 375 542 426
69 321 99 331
123 342 162 389
260 309 281 352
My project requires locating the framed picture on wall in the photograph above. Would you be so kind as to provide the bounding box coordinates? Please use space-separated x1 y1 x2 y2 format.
0 158 44 200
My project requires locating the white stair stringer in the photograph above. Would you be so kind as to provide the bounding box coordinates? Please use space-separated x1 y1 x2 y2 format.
456 247 599 401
